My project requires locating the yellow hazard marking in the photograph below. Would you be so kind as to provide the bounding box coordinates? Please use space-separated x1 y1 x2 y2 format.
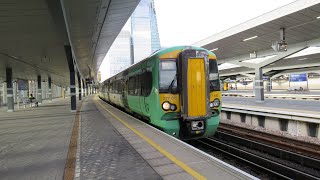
96 99 206 180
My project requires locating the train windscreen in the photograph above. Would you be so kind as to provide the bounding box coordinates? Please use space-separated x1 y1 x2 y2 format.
159 60 177 93
209 60 220 91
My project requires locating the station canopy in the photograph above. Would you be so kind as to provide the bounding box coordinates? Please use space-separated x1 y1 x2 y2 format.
193 0 320 79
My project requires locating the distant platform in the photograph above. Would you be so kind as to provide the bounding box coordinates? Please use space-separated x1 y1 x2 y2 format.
222 90 320 101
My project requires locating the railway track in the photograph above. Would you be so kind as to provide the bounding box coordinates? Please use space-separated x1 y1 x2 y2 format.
219 122 320 159
196 136 320 179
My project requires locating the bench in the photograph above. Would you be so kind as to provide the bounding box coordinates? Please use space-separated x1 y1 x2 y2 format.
21 97 38 108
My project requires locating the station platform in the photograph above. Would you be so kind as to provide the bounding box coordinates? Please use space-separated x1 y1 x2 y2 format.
0 95 257 180
222 95 320 139
0 97 77 179
222 96 320 115
222 90 320 101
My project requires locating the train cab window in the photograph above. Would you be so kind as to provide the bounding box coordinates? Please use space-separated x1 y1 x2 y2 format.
159 60 177 93
209 60 220 91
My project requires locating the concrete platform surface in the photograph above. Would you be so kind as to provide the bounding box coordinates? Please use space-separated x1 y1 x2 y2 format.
0 97 76 179
78 97 160 179
93 95 257 180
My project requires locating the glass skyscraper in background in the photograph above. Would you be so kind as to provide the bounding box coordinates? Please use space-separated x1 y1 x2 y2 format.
131 0 161 63
102 0 161 78
108 30 131 76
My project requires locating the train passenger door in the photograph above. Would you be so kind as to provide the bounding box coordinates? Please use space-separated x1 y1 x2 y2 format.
139 67 148 116
123 78 129 109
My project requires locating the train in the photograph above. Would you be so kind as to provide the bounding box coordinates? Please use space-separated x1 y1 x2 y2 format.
99 46 221 140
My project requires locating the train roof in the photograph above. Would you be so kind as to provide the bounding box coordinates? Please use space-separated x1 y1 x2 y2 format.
101 46 217 84
149 46 217 59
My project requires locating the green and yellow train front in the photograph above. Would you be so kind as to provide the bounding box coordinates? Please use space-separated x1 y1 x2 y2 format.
150 47 221 140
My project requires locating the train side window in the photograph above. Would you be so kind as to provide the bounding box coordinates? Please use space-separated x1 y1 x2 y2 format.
135 75 140 96
143 71 152 96
118 80 121 94
140 74 146 96
119 80 124 94
110 82 113 93
114 81 118 93
128 77 135 95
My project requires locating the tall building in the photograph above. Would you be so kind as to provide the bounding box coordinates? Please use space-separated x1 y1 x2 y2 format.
102 0 161 78
131 0 161 63
107 30 131 77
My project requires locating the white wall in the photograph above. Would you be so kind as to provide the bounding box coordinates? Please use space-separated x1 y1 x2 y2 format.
271 80 289 90
308 76 320 89
228 82 254 90
290 81 308 90
272 76 320 90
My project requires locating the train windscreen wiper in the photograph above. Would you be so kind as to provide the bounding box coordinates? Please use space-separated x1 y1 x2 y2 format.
168 74 177 93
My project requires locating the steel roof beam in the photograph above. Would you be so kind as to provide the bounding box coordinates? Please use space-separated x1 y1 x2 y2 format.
220 62 320 77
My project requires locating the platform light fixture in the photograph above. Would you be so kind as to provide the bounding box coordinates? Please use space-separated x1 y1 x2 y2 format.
243 36 258 42
317 16 320 19
210 48 218 51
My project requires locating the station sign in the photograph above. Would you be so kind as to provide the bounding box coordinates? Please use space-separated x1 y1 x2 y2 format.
18 79 29 90
290 74 307 82
263 76 269 81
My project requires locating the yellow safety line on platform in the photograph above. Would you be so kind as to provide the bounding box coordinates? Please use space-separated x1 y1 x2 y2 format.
96 99 206 180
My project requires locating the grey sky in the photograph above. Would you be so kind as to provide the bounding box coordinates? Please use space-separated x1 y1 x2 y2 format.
154 0 296 47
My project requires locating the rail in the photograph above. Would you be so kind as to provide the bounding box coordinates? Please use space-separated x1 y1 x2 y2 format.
196 137 320 179
219 123 320 159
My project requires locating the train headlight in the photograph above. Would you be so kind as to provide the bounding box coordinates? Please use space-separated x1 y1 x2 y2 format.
162 101 171 111
170 104 177 111
213 98 220 107
209 102 214 108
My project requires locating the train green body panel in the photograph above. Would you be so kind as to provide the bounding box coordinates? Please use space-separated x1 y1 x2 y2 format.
203 116 220 137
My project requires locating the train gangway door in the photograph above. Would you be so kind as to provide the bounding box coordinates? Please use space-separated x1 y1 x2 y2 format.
187 58 207 117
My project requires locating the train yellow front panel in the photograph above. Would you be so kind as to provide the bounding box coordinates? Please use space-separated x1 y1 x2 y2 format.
187 58 206 117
